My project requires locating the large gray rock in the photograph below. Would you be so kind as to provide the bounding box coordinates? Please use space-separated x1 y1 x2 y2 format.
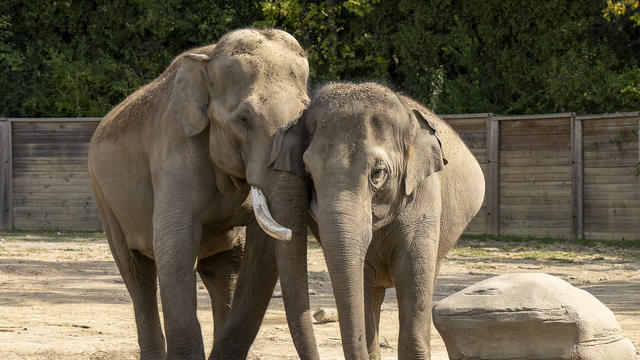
433 273 637 360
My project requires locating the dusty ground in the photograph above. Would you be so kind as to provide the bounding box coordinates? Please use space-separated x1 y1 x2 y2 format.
0 231 638 359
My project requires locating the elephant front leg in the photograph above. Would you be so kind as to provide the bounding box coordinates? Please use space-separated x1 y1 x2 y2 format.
392 233 439 360
153 211 205 359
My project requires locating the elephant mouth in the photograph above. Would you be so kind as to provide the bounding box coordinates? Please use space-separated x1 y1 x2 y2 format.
229 174 247 191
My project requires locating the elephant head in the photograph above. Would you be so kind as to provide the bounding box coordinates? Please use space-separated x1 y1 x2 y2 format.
166 28 310 239
277 82 446 359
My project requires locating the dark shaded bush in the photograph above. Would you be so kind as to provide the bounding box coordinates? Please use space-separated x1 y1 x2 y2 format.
2 1 639 117
0 1 260 117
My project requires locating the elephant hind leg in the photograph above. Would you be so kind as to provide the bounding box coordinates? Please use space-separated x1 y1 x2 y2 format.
121 250 166 360
365 264 386 360
211 223 279 360
196 242 243 354
93 188 165 359
373 286 385 337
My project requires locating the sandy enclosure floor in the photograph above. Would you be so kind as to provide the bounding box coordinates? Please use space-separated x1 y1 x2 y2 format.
0 233 638 359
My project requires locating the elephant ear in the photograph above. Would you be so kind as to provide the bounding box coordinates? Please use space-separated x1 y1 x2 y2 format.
403 108 447 196
167 53 212 138
269 117 308 178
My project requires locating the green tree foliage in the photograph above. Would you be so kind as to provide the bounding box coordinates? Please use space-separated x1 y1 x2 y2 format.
603 0 640 25
1 0 639 117
261 0 640 114
0 1 260 117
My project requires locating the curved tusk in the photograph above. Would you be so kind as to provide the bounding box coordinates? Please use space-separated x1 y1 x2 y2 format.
251 186 292 241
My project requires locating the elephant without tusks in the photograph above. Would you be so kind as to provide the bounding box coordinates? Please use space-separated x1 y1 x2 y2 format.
89 29 320 360
275 82 485 360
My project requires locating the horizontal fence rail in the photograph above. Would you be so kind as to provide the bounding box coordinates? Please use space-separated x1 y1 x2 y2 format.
0 114 639 241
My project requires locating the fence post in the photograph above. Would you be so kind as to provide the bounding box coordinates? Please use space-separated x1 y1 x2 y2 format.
571 114 584 239
0 119 12 230
486 116 500 235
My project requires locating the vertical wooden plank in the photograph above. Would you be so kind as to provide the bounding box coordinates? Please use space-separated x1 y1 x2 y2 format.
571 115 584 239
486 116 500 235
0 119 12 230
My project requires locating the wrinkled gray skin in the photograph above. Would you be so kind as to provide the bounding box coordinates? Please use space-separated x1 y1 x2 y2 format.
89 29 319 360
277 82 485 360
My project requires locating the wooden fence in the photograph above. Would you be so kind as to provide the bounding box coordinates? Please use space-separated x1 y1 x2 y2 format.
0 114 639 240
0 118 101 231
442 112 640 241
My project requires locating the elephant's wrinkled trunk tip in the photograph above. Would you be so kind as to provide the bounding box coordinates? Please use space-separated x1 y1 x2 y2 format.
251 186 292 241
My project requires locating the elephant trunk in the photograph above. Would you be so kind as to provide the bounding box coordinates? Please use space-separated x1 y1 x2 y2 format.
317 189 372 360
266 171 319 359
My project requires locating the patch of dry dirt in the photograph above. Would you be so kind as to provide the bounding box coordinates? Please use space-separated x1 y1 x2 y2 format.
0 235 638 359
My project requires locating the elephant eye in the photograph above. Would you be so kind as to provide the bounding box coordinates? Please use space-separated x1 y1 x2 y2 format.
237 115 250 128
370 164 388 189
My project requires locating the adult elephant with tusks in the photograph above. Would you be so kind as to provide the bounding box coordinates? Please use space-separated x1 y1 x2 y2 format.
275 82 485 360
89 28 319 360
